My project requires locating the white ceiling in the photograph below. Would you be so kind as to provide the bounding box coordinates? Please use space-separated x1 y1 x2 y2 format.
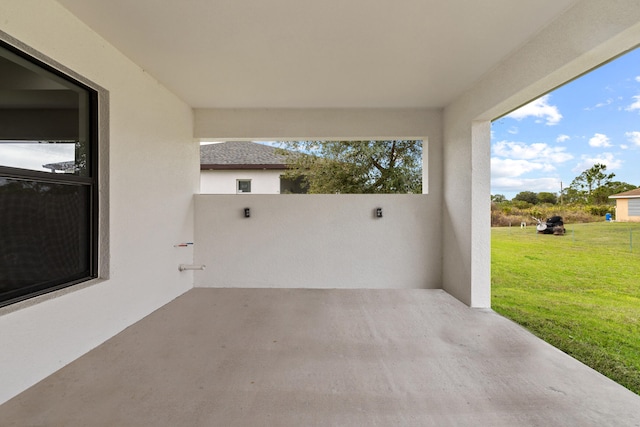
57 0 579 109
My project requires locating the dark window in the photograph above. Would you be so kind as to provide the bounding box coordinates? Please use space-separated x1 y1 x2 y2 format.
0 40 98 307
237 179 251 193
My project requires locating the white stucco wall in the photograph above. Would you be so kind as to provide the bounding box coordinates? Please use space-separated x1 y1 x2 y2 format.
201 169 284 194
194 110 443 291
194 195 441 289
195 108 435 142
0 0 199 404
441 0 640 307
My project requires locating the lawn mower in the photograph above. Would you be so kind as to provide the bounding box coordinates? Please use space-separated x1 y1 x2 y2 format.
532 215 566 235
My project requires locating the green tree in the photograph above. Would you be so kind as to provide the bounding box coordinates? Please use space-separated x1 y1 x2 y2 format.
278 141 422 194
537 192 557 205
604 181 637 196
491 194 507 203
513 191 538 205
562 186 587 204
569 163 615 204
591 181 637 205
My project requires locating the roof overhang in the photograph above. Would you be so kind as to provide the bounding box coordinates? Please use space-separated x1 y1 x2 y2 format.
201 164 287 171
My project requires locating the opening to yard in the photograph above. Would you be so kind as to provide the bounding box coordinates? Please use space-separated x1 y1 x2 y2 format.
490 47 640 395
199 140 424 195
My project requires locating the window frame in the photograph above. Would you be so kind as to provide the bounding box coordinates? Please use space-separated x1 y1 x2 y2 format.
0 39 99 308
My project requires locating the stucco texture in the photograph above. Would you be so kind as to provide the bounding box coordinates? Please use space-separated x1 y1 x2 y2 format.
0 0 199 404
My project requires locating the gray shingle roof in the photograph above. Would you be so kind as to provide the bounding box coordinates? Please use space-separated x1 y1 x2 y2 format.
200 141 288 169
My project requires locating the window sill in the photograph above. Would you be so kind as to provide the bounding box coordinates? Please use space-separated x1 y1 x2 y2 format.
0 277 107 317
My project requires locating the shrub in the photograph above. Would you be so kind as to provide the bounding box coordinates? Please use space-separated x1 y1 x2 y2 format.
529 208 543 219
490 203 605 227
586 205 613 217
512 200 531 209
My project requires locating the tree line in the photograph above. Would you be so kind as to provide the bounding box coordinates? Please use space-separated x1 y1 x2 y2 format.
492 163 637 207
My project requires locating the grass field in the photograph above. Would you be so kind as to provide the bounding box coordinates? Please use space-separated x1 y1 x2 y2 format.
491 221 640 395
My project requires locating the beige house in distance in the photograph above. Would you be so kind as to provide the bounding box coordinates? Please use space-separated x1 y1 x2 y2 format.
609 188 640 222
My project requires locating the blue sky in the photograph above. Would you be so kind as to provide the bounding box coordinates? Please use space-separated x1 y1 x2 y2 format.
491 47 640 200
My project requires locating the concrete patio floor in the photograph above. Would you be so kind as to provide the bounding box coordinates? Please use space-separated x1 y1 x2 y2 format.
1 288 639 426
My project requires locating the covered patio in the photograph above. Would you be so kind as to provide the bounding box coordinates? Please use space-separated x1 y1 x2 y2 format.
2 288 639 426
1 0 640 423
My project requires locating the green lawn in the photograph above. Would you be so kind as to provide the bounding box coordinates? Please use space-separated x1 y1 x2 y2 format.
492 222 640 395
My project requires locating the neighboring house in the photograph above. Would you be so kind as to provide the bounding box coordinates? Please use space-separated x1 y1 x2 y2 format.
200 141 305 194
609 188 640 222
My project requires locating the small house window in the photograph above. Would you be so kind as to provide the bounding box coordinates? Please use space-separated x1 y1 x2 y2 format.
237 179 251 193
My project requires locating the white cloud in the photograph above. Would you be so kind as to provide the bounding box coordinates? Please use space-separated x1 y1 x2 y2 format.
506 95 563 125
597 98 613 108
0 143 75 171
626 95 640 112
492 140 573 163
507 126 519 135
492 177 561 194
635 76 640 83
491 158 545 178
572 153 623 173
625 131 640 146
585 98 613 111
588 133 612 147
620 144 629 150
556 134 570 143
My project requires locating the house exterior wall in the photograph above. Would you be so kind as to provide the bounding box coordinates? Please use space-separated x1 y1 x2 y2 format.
194 110 443 291
201 169 284 194
614 199 640 222
617 199 630 221
0 0 199 404
194 194 441 289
